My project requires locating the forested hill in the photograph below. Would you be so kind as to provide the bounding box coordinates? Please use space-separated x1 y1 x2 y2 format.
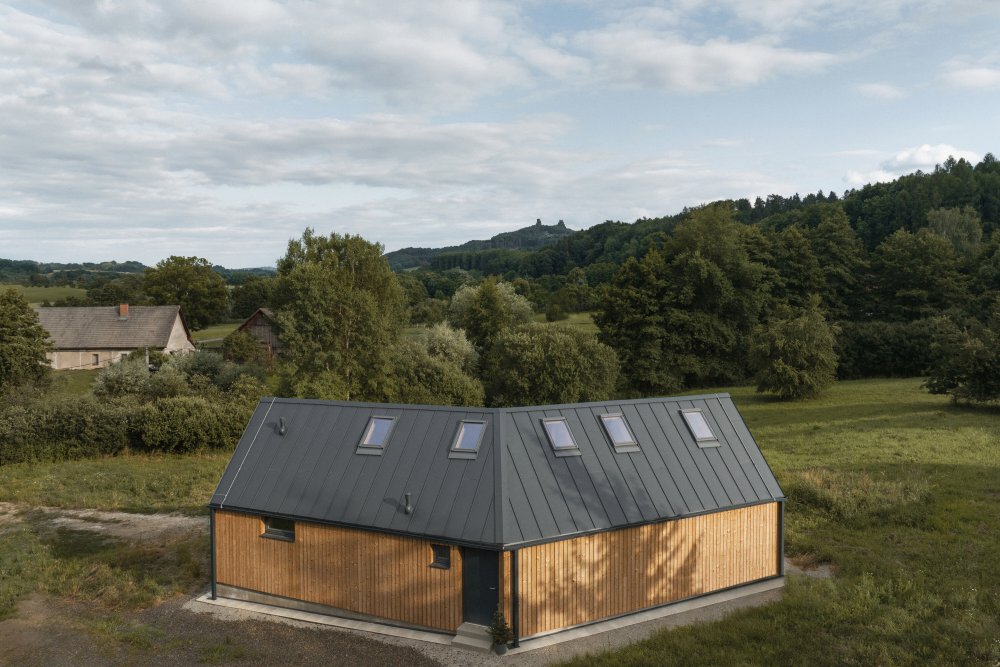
385 219 575 270
0 259 146 284
410 154 1000 279
0 258 274 286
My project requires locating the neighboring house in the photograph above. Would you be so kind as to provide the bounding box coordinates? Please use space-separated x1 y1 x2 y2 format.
209 394 785 649
235 308 282 360
34 304 195 370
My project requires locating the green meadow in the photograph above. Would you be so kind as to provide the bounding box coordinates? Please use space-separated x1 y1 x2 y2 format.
0 378 997 664
0 284 87 304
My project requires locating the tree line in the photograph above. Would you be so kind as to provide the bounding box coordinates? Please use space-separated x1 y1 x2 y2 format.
4 153 1000 415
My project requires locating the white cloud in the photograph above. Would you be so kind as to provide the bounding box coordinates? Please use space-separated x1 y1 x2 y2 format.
940 67 1000 90
884 144 980 172
856 82 905 99
574 29 836 93
843 143 982 187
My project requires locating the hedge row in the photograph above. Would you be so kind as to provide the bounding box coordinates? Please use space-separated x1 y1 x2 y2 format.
0 394 257 465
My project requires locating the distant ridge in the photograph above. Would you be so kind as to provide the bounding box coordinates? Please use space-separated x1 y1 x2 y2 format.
386 219 575 270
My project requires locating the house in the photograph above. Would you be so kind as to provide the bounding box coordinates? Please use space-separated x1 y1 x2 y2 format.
34 303 195 370
234 308 282 360
209 394 784 648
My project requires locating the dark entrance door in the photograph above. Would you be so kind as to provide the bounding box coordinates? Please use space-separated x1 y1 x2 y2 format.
462 548 499 625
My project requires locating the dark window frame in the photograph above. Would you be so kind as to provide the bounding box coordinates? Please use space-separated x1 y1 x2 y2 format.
680 408 720 447
261 515 295 542
541 417 582 457
356 415 397 456
430 544 451 569
448 420 488 460
599 413 640 453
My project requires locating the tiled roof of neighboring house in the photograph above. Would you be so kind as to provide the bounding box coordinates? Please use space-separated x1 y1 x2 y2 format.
34 305 188 350
211 394 784 549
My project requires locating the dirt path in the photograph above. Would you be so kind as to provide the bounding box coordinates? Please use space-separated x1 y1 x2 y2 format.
0 502 206 542
0 504 440 667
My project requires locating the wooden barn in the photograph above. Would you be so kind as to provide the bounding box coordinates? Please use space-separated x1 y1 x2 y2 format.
209 394 784 648
233 308 282 360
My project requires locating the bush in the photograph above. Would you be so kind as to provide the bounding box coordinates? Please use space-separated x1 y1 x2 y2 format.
0 398 133 464
133 396 238 453
222 330 269 365
92 359 150 398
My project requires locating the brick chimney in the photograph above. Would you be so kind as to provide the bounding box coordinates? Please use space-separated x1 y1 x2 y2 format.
118 303 129 320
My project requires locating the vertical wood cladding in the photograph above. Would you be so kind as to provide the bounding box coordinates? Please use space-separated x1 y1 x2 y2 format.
214 511 463 632
515 502 781 638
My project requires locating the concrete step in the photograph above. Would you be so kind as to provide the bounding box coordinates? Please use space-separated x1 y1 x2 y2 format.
451 622 493 653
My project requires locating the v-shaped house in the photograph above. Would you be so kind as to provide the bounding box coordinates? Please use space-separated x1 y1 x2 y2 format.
209 395 785 644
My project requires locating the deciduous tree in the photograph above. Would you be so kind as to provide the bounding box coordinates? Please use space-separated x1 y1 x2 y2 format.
0 288 52 394
144 256 229 330
273 229 405 401
750 298 838 399
481 324 618 407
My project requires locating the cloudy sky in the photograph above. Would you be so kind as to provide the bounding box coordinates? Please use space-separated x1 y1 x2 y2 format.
1 1 998 267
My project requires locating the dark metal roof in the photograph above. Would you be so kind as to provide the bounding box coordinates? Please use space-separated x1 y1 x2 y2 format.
211 394 784 548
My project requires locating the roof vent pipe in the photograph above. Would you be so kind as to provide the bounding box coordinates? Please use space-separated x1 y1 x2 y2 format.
278 417 287 436
404 493 413 515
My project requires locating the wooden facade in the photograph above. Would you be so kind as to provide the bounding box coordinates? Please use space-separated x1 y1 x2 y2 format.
214 510 463 632
503 502 781 638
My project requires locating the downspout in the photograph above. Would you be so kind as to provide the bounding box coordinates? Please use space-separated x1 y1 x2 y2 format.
210 508 217 600
511 548 520 647
778 500 785 577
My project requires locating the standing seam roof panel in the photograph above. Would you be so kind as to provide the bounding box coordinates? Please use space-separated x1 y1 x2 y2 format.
211 395 784 547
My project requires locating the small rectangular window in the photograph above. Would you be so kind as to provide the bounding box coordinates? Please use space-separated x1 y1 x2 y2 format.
681 409 719 446
430 544 450 569
92 353 100 366
542 418 581 456
600 413 639 452
449 420 487 459
262 516 295 541
357 416 396 455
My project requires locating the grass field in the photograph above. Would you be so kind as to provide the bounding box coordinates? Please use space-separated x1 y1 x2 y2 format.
47 369 101 397
190 321 240 343
1 284 87 304
0 453 229 515
0 378 997 663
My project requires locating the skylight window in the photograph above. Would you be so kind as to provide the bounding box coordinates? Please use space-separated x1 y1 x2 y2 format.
600 413 639 452
681 409 719 447
357 416 396 455
449 420 487 460
542 418 581 456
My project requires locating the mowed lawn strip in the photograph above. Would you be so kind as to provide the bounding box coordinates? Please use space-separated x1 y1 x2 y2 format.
561 378 1000 666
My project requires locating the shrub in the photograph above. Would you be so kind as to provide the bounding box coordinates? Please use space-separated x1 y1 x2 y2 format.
133 396 233 453
92 359 150 398
222 331 268 365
